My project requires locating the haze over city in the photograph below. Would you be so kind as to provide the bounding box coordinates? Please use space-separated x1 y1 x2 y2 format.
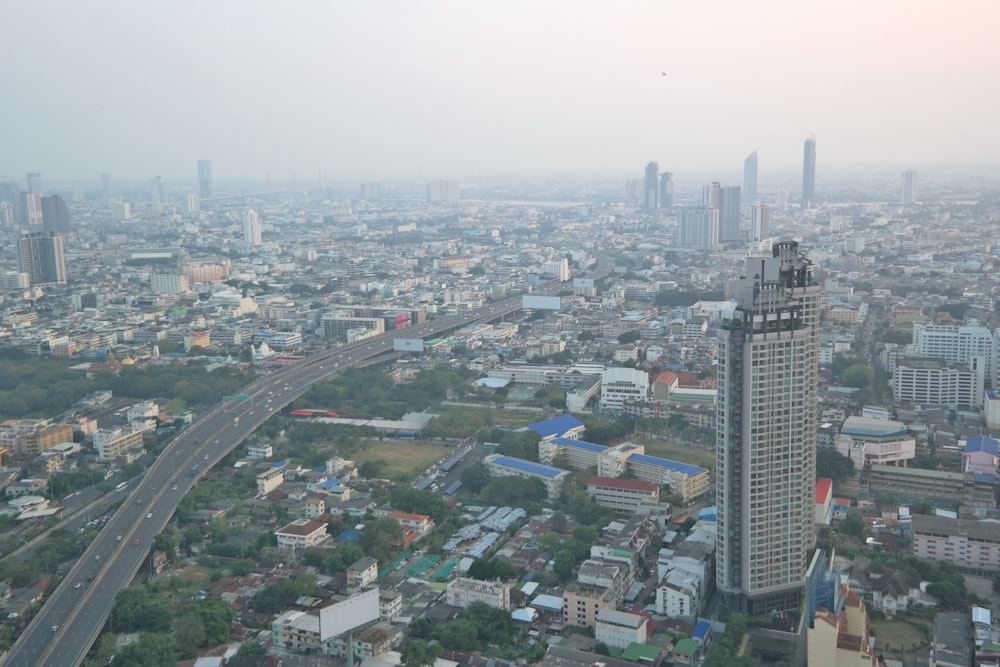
3 0 999 184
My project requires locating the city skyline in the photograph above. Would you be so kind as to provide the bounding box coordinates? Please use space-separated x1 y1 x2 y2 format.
2 1 998 182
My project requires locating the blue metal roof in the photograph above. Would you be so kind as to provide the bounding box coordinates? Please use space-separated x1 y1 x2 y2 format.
551 437 606 453
526 414 585 439
966 435 1000 456
628 453 707 476
491 456 565 479
692 621 711 640
318 478 342 488
337 529 360 542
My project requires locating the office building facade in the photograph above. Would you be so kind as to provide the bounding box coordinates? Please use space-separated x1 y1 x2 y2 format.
802 136 816 209
716 241 820 614
17 231 67 285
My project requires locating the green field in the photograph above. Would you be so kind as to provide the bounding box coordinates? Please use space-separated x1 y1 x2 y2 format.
353 440 454 477
870 618 927 652
637 438 717 473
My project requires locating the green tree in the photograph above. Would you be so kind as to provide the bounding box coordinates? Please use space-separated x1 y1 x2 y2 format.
461 463 490 494
111 586 172 633
111 632 179 667
401 639 441 667
359 516 403 563
550 511 567 533
816 447 855 481
553 549 577 582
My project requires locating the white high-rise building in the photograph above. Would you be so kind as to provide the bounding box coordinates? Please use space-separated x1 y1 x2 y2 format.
243 209 263 246
600 367 649 412
716 241 820 615
110 199 131 221
677 208 719 249
750 203 770 246
185 194 200 214
914 324 995 387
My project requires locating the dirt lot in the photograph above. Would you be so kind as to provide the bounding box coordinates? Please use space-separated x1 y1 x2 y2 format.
638 438 717 473
870 617 927 652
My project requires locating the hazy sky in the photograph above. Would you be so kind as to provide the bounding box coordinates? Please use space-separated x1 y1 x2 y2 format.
3 0 998 185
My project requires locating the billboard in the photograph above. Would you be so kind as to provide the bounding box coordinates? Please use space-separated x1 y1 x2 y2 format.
522 295 562 311
393 338 424 352
319 587 380 640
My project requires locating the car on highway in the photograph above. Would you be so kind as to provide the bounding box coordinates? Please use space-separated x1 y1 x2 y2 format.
146 513 152 519
134 539 141 546
74 582 81 590
116 535 122 541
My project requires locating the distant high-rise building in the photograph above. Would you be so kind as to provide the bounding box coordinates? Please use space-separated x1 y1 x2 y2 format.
26 172 44 195
718 185 742 242
100 173 112 199
360 183 380 201
243 209 263 246
716 241 820 614
152 176 166 206
426 180 460 203
702 182 721 209
676 208 719 248
802 135 816 209
659 172 674 208
17 231 67 285
901 170 918 205
198 160 213 199
743 151 758 204
110 200 131 221
625 178 641 207
185 194 200 214
750 203 770 246
71 181 84 202
643 161 659 212
19 193 43 226
41 195 71 233
0 202 14 227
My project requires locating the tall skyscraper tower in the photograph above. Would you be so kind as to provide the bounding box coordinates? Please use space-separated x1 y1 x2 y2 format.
26 173 44 195
716 241 820 615
750 203 770 246
41 195 71 233
718 185 742 243
198 160 213 199
702 181 721 209
243 209 263 246
18 231 67 285
100 173 112 199
801 136 816 209
643 162 659 212
19 193 43 226
659 172 674 208
743 151 758 204
901 170 918 205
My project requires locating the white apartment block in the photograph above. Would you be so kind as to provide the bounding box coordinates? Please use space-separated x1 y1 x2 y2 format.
150 273 190 295
93 427 144 462
600 367 648 412
915 324 996 385
446 577 512 611
274 519 328 550
595 608 648 650
892 356 984 408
